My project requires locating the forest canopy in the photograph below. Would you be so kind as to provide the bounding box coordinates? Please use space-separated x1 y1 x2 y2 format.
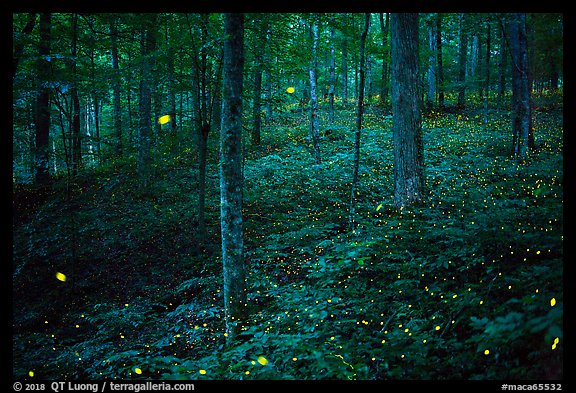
12 12 563 382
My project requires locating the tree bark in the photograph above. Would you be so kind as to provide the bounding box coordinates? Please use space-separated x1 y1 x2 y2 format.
349 13 370 229
251 17 269 146
220 13 246 344
379 13 390 106
110 16 123 156
341 16 349 106
483 22 491 130
70 14 81 177
34 13 52 186
457 13 468 108
308 18 321 165
328 22 336 125
509 13 532 160
391 13 424 209
497 18 508 110
138 15 155 189
426 16 437 110
436 13 445 110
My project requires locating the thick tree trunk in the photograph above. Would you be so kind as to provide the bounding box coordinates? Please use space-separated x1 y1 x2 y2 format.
34 13 51 186
391 13 424 209
220 13 246 344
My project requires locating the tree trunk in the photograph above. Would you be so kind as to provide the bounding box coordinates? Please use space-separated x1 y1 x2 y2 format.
193 13 220 243
341 16 349 106
220 13 246 344
427 16 437 110
308 18 321 165
251 17 268 147
470 34 479 97
70 14 81 177
497 18 508 110
509 13 532 160
34 13 51 186
391 13 424 209
349 13 370 229
436 13 445 110
457 13 467 108
110 16 123 156
138 16 155 189
167 45 177 153
328 23 336 125
197 124 208 240
483 22 491 130
379 13 390 106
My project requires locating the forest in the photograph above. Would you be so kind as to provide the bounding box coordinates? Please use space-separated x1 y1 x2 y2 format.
12 12 563 382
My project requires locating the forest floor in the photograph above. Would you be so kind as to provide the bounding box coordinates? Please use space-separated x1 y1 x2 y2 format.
12 94 563 381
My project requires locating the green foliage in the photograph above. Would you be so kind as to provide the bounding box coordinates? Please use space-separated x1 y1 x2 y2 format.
13 73 562 382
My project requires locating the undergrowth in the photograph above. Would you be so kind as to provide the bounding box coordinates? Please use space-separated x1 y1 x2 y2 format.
12 98 563 380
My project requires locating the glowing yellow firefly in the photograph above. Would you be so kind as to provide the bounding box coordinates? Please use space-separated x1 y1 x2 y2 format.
158 115 171 125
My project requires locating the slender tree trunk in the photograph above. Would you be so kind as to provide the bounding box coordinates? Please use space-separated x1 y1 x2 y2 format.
436 13 445 110
349 13 370 229
427 16 437 110
195 14 212 243
168 45 177 153
35 13 51 186
110 17 123 156
70 14 81 177
379 13 390 106
497 18 508 110
127 48 134 146
457 13 467 108
328 23 336 125
470 34 479 98
391 13 424 209
509 13 532 160
138 16 155 189
251 17 268 146
220 13 246 344
341 17 349 106
483 22 491 130
308 18 321 165
263 71 272 120
197 123 208 240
